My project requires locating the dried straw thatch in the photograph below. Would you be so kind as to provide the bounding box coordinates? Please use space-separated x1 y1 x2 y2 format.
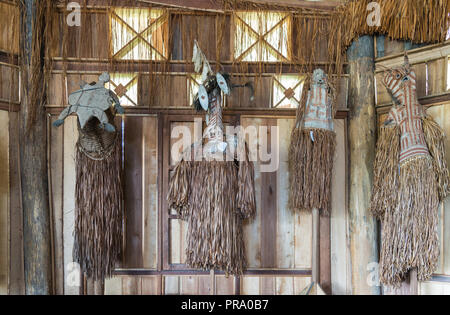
73 117 123 281
369 125 400 220
333 0 450 50
289 128 336 215
380 156 440 286
423 115 450 201
371 114 450 286
168 144 256 276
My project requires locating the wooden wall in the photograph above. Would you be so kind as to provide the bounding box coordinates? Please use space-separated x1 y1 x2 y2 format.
0 110 8 295
97 116 347 295
0 1 19 55
0 0 22 295
0 110 22 296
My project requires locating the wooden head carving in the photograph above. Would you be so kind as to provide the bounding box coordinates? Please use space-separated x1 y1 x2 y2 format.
382 55 418 107
303 68 334 131
383 55 429 163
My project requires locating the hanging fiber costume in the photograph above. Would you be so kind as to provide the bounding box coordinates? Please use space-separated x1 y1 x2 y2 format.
168 41 256 275
288 69 336 214
370 56 450 286
54 72 125 281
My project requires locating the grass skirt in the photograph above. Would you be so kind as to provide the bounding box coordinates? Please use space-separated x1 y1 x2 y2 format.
380 156 439 286
288 128 336 214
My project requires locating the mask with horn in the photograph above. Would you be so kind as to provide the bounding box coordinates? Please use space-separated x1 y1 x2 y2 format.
370 53 450 286
167 41 257 276
191 40 254 155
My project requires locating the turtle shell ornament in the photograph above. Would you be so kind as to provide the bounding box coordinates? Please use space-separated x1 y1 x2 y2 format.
53 72 125 132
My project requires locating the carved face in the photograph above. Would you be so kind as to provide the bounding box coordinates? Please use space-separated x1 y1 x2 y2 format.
311 69 327 88
382 57 417 105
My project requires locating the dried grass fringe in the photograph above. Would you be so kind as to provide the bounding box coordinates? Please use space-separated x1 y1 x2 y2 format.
423 115 450 201
73 132 123 281
288 128 336 215
168 148 256 275
332 0 450 50
369 125 400 220
380 156 439 287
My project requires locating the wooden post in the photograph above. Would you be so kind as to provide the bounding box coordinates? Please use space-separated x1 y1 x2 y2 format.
409 268 418 295
347 36 380 295
19 0 53 294
312 208 320 285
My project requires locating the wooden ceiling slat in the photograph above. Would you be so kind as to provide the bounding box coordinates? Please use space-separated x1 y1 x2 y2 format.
138 0 342 11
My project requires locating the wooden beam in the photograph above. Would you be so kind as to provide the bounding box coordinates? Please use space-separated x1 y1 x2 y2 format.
0 51 19 65
246 0 342 10
138 0 342 11
19 0 53 295
50 59 346 74
347 35 380 295
112 268 313 276
45 106 350 119
138 0 224 12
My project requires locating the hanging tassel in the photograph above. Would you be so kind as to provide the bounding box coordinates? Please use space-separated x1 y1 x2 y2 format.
369 125 400 220
422 115 450 201
73 135 123 281
237 143 256 219
380 156 440 286
168 160 192 220
288 128 336 215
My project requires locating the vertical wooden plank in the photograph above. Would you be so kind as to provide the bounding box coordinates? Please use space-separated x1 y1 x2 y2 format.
197 275 212 295
170 219 181 264
444 198 450 276
0 2 19 54
180 275 198 295
122 276 141 295
330 119 350 295
319 213 331 294
48 74 65 106
216 276 235 295
63 116 79 295
50 116 64 295
294 211 312 269
427 58 445 95
293 276 312 294
180 220 188 264
143 116 158 269
104 277 123 295
124 116 143 268
162 115 171 270
0 111 8 295
260 119 277 268
426 105 450 276
241 118 261 268
412 63 427 99
311 208 320 284
435 203 444 275
164 276 180 295
276 118 295 269
419 281 450 295
275 277 294 295
8 112 23 294
259 277 275 295
241 276 260 295
141 276 160 295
